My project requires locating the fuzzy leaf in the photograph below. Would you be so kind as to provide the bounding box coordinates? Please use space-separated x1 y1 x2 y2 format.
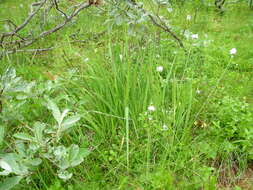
33 122 45 143
68 145 82 167
0 159 12 175
60 109 69 125
79 148 90 158
71 148 89 167
0 153 28 176
61 116 80 132
0 176 22 190
68 145 79 161
47 99 61 125
58 170 72 181
0 160 11 171
29 158 42 166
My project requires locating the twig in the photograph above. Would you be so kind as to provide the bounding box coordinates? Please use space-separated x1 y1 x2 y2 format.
0 1 92 58
24 2 91 47
0 19 18 29
149 14 184 49
53 0 69 19
6 47 55 54
2 30 106 57
0 0 47 42
127 0 184 49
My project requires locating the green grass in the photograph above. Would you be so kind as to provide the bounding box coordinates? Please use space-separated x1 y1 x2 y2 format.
1 0 253 189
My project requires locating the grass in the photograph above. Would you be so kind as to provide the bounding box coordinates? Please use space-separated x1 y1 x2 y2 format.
1 0 253 189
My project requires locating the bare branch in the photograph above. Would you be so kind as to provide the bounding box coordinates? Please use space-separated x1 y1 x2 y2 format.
1 0 47 39
127 0 184 49
6 47 55 54
0 1 92 58
53 0 69 19
0 0 184 58
23 1 91 47
149 14 184 49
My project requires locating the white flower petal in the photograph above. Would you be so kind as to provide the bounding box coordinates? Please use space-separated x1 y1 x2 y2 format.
162 124 168 131
148 105 155 112
230 48 237 55
191 34 198 39
119 54 123 61
156 66 164 72
167 7 173 12
186 15 192 20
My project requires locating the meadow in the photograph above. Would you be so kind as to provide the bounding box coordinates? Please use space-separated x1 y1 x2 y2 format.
0 0 253 189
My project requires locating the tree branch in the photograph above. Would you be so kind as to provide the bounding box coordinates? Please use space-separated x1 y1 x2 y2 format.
0 1 92 58
127 0 184 49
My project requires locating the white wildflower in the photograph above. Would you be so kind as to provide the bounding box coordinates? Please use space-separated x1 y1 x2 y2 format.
84 58 89 62
148 105 155 112
162 124 168 131
167 7 173 13
184 30 191 39
230 48 237 55
186 15 192 21
119 54 123 61
156 66 164 72
191 34 198 40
